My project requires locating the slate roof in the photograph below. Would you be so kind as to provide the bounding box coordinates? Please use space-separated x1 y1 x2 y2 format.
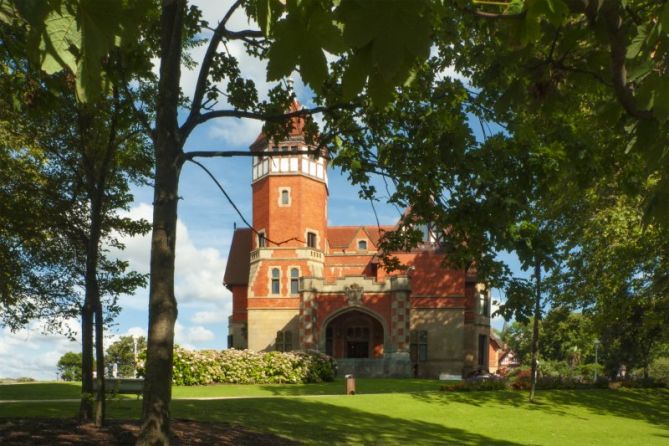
223 228 252 287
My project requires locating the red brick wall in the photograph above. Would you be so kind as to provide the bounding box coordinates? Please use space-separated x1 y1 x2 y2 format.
231 285 248 323
252 175 327 249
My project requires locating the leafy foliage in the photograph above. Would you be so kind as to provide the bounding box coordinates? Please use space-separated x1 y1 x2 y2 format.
105 336 146 378
57 352 84 382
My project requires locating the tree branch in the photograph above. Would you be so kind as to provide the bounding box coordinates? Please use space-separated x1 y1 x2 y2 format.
184 148 323 160
181 103 356 139
601 3 654 120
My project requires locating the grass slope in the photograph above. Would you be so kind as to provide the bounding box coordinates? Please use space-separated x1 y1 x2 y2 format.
0 381 667 445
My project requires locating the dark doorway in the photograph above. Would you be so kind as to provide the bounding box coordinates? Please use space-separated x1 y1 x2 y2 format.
324 310 384 359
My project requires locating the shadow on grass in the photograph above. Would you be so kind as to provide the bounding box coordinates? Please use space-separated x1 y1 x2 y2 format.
414 389 669 429
0 382 81 400
172 397 524 446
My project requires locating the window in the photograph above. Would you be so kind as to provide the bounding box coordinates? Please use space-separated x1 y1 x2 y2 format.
478 334 488 367
410 330 428 362
358 240 368 250
290 268 299 294
271 268 280 294
281 189 289 205
276 330 293 352
479 292 490 317
227 334 233 349
258 232 266 248
307 232 317 248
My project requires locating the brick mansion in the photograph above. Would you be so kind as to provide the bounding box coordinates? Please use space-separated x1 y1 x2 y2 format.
223 102 493 378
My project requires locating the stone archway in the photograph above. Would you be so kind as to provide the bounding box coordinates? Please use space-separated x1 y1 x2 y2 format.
323 309 384 359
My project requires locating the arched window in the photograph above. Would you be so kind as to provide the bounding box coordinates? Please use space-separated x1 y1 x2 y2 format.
271 268 280 294
290 268 299 294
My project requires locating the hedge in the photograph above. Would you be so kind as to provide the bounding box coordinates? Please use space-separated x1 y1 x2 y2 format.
139 347 336 386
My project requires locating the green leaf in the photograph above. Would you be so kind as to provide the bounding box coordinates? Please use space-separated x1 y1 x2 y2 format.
40 5 80 74
342 46 370 100
266 22 299 81
299 42 328 88
256 0 272 36
626 25 648 59
660 2 669 34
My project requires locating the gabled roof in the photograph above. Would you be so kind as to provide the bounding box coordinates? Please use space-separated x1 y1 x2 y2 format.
223 228 252 287
326 225 395 249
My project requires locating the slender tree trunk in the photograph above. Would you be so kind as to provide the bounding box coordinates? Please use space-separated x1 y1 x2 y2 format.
79 300 94 421
86 184 106 426
137 1 185 444
529 259 541 403
94 297 106 426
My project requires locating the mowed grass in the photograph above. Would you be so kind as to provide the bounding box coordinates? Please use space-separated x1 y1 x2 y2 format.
1 381 668 445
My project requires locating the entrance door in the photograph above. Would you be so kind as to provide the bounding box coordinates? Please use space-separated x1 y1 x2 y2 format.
347 341 369 358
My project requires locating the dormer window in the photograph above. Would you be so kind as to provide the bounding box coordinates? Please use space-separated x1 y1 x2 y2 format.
358 240 368 250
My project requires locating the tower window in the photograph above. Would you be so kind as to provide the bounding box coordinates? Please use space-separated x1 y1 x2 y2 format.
258 232 266 248
358 240 368 250
281 189 289 205
290 268 299 294
271 268 280 294
307 232 317 248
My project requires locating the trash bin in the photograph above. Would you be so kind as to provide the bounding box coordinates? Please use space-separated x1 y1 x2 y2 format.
345 374 355 395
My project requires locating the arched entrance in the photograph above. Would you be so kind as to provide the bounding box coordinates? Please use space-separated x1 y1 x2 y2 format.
324 310 384 359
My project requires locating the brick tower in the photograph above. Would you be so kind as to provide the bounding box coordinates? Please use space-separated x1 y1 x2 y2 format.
228 100 329 351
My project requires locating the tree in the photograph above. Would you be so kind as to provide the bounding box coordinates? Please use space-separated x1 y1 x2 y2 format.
106 336 147 378
0 15 153 426
11 0 669 440
57 352 84 382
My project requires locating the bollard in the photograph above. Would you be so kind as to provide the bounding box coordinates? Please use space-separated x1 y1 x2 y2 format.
345 374 356 395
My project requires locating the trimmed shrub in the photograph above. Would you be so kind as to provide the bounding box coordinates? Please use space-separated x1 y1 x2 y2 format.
442 378 507 392
139 347 336 386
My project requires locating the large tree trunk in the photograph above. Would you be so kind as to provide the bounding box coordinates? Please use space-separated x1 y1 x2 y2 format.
137 1 185 444
529 259 541 403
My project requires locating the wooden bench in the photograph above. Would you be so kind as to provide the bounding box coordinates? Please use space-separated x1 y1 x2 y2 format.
94 378 144 397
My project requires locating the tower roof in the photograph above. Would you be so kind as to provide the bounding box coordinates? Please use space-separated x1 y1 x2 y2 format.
249 99 311 152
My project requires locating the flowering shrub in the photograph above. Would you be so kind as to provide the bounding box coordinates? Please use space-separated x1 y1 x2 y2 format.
138 347 336 386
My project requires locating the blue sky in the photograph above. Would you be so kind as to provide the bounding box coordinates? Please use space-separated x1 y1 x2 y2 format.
0 0 523 380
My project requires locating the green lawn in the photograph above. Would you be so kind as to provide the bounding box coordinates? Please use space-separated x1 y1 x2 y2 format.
1 381 668 445
0 378 442 400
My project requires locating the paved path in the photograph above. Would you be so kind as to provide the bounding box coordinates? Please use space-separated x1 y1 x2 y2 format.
0 394 347 404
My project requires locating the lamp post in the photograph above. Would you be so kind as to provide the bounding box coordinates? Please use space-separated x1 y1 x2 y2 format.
132 335 138 378
593 339 601 382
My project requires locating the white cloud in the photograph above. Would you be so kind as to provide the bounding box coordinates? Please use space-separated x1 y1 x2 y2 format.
191 306 230 325
112 202 229 307
0 320 80 380
174 321 215 348
207 118 263 149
